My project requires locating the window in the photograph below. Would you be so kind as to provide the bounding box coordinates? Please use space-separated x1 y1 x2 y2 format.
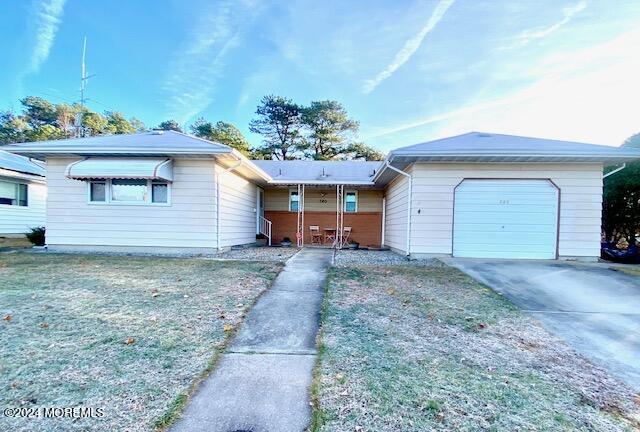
90 182 106 202
289 190 299 212
111 179 147 202
151 182 168 203
0 181 28 207
88 180 170 205
345 190 357 212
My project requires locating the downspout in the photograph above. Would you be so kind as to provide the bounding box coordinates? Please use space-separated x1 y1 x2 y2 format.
381 196 386 246
603 163 626 179
216 156 243 251
384 161 412 256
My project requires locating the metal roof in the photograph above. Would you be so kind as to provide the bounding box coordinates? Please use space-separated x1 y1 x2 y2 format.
373 132 640 185
65 158 174 181
0 150 45 176
252 160 383 185
4 130 640 186
390 132 640 160
1 130 231 158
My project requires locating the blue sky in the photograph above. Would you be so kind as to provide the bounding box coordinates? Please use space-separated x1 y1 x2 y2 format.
1 0 640 152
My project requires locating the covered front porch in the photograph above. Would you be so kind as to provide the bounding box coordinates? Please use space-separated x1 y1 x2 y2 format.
260 184 384 248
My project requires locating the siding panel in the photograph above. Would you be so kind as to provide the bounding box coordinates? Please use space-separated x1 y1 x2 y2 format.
217 166 257 248
45 157 217 249
409 163 603 258
383 172 408 253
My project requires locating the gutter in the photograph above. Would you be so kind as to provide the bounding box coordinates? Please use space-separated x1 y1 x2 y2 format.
228 149 272 182
216 155 243 251
383 161 412 256
603 163 626 179
267 180 375 186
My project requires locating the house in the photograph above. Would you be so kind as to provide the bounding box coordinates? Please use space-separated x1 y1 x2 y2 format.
0 150 46 236
3 130 640 260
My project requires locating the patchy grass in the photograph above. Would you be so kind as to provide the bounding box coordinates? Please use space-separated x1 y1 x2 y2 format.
0 253 282 432
313 263 640 432
0 236 31 249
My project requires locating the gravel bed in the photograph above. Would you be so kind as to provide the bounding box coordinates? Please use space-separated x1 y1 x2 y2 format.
215 246 299 261
332 249 436 267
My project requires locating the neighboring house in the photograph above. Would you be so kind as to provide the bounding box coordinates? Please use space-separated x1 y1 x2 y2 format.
3 130 640 260
0 150 46 236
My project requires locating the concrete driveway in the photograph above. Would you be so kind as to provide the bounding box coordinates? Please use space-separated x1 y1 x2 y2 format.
445 259 640 391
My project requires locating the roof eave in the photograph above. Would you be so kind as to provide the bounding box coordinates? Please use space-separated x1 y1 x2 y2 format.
267 179 375 186
3 147 233 156
0 168 45 182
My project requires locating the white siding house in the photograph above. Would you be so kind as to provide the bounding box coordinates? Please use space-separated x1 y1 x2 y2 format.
45 157 218 252
3 131 640 259
0 151 46 235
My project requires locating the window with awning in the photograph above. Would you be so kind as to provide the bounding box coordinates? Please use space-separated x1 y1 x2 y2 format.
65 158 173 182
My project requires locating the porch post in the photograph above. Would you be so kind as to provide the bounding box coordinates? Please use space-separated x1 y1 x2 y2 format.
335 185 344 248
296 184 301 247
296 184 305 247
301 184 305 247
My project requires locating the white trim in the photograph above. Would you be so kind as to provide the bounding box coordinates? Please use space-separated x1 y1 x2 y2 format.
0 168 45 183
86 179 171 206
344 189 358 213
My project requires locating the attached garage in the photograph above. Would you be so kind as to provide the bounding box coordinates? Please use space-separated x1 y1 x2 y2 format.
375 132 640 260
453 179 559 259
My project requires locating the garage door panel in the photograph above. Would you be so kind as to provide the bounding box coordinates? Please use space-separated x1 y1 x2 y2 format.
464 232 555 246
455 249 556 260
454 194 557 205
455 212 557 224
453 180 558 259
456 221 556 235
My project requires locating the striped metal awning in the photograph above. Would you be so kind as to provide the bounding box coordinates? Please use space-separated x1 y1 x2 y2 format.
65 157 173 181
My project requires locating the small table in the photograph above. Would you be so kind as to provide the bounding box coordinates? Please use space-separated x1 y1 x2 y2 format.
323 228 336 245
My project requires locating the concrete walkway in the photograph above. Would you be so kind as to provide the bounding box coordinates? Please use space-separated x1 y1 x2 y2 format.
171 248 332 432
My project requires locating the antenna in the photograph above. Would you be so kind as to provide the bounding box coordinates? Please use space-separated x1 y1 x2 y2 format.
76 36 96 136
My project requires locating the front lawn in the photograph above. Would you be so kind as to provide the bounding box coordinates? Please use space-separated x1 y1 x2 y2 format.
0 236 31 249
313 264 640 431
0 253 282 432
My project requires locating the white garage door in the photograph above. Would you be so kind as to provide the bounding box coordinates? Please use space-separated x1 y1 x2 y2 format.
453 179 559 259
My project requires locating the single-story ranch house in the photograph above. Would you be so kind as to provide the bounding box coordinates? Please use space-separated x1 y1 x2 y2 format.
0 150 46 235
3 130 640 259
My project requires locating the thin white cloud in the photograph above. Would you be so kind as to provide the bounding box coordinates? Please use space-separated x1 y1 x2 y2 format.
366 27 640 147
162 1 261 124
362 0 455 94
501 1 587 50
27 0 67 73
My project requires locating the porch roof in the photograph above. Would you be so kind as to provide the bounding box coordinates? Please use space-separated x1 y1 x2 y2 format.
251 160 383 185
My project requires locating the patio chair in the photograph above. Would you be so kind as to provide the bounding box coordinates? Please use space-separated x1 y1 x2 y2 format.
309 225 323 245
324 228 336 245
341 226 352 245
